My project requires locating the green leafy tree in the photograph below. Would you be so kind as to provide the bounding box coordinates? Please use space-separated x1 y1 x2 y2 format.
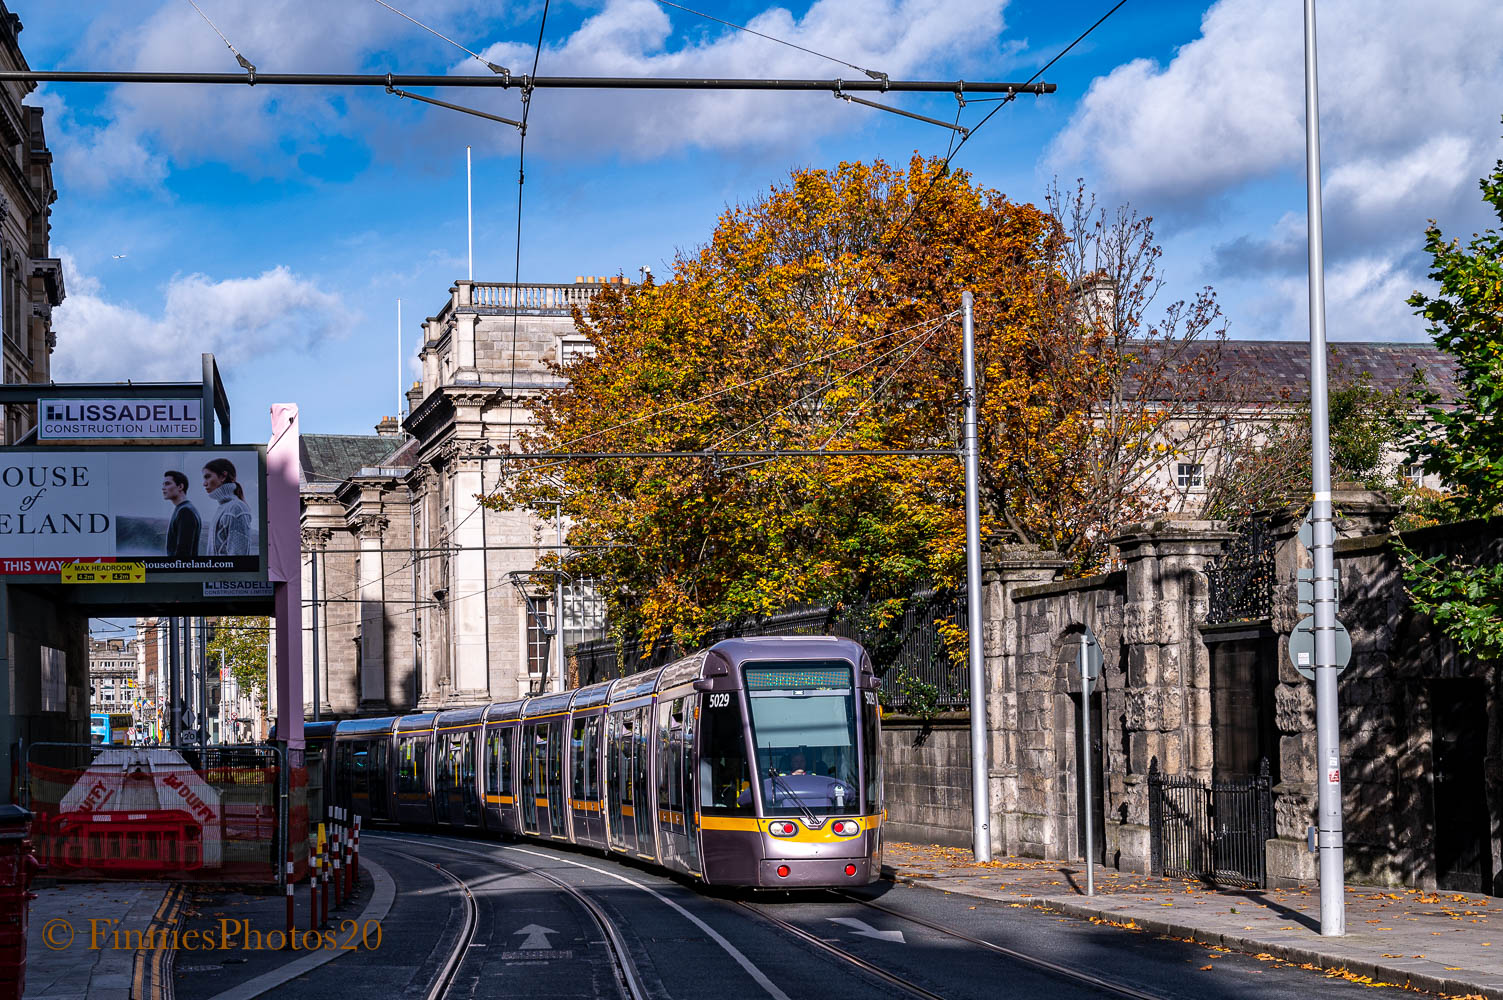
208 616 270 710
1395 129 1503 660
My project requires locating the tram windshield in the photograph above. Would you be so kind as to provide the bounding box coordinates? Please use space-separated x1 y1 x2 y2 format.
741 660 860 817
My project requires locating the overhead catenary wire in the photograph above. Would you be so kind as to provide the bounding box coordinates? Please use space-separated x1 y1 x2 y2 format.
884 0 1128 245
184 0 256 74
369 0 510 77
651 0 887 83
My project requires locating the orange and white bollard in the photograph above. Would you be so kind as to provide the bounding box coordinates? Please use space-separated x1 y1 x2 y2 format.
284 849 295 947
320 825 330 922
351 814 360 887
310 843 321 930
332 813 344 908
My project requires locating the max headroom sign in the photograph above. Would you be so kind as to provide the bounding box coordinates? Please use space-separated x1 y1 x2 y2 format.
39 398 202 443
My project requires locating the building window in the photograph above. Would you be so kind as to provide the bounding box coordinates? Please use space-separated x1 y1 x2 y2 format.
40 645 65 713
1407 462 1426 485
1176 462 1205 490
526 605 550 678
560 339 595 365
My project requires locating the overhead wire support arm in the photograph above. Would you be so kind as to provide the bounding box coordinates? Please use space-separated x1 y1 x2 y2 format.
0 70 1054 95
184 0 256 79
386 83 525 130
834 84 969 136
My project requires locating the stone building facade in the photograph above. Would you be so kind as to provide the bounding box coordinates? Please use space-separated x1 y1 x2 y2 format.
884 492 1503 895
299 278 618 718
0 1 63 444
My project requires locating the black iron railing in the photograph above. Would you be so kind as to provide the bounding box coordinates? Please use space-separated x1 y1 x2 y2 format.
572 591 967 711
1148 757 1274 889
1206 520 1275 624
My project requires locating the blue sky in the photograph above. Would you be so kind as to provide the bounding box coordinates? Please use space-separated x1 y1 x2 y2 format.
15 0 1503 440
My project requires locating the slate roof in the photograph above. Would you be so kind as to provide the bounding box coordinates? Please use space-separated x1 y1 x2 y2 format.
301 434 407 491
1133 340 1459 404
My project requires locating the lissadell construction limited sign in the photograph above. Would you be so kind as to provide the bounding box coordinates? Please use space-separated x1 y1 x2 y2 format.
0 446 266 577
39 398 203 444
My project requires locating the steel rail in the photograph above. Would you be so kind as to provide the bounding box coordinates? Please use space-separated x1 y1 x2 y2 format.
376 846 478 1000
0 70 1053 94
373 834 649 1000
832 890 1165 1000
733 900 946 1000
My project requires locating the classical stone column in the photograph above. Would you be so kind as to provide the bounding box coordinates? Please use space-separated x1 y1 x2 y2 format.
300 527 332 718
1110 520 1234 872
985 546 1068 858
356 515 389 710
448 445 490 701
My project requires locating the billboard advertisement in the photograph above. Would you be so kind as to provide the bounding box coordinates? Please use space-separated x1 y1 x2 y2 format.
0 446 266 577
38 398 203 444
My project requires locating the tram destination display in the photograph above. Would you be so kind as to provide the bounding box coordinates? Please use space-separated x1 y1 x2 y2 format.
0 446 266 577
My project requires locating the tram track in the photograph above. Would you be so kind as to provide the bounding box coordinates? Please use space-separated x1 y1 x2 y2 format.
376 846 478 1000
371 834 650 1000
731 899 946 1000
826 889 1165 1000
379 832 1170 1000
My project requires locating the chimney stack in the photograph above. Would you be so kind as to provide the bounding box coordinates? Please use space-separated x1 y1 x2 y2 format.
375 416 400 437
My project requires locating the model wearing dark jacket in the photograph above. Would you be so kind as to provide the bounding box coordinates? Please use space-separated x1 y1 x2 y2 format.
162 471 201 558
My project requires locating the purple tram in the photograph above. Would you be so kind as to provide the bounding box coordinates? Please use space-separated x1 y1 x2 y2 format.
316 635 884 888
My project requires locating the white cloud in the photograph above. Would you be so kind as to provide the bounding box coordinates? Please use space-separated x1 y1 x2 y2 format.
462 0 1007 157
51 251 352 381
1246 250 1431 343
32 0 1011 180
1048 0 1503 211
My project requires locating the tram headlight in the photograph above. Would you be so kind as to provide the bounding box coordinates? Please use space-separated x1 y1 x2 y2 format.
831 820 860 837
768 820 799 837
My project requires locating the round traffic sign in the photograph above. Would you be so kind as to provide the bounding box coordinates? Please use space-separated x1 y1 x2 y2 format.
1287 615 1352 680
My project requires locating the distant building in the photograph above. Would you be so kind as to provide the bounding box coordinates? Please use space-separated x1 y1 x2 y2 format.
296 277 616 718
88 637 139 737
0 1 63 443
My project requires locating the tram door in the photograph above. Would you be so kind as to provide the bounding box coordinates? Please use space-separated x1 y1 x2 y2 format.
522 723 541 835
681 696 699 872
632 708 654 859
656 697 699 872
546 722 567 838
606 711 626 850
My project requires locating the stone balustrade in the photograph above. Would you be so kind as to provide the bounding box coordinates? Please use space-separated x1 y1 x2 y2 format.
450 279 623 316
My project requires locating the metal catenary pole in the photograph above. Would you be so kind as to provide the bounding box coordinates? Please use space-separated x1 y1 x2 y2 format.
1079 638 1094 896
310 551 321 723
961 290 992 863
1302 0 1345 938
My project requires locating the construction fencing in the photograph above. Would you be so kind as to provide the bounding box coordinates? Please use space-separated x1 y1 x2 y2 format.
22 743 286 885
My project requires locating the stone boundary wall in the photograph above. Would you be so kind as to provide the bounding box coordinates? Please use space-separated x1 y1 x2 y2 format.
880 716 973 847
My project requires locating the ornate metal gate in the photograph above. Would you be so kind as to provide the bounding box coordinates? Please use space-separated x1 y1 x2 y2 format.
1148 758 1274 889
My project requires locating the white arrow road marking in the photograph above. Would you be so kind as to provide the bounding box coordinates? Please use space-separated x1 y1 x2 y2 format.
513 924 558 950
827 917 905 943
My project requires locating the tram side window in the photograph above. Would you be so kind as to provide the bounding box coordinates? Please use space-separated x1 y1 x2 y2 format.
572 718 588 800
398 738 421 794
699 692 753 816
583 717 600 800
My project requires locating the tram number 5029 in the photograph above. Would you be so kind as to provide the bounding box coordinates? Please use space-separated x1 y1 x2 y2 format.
864 691 878 706
707 693 731 709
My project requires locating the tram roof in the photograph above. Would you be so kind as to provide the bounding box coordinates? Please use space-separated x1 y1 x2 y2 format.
396 712 438 732
435 706 486 728
708 635 867 667
571 681 612 710
484 700 526 722
335 716 399 737
522 690 576 718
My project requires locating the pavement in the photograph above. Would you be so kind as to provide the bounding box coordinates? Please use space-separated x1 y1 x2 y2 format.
23 880 179 1000
884 841 1503 1000
20 863 386 1000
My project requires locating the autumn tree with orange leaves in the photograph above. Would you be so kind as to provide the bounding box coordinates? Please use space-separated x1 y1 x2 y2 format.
486 158 1237 651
